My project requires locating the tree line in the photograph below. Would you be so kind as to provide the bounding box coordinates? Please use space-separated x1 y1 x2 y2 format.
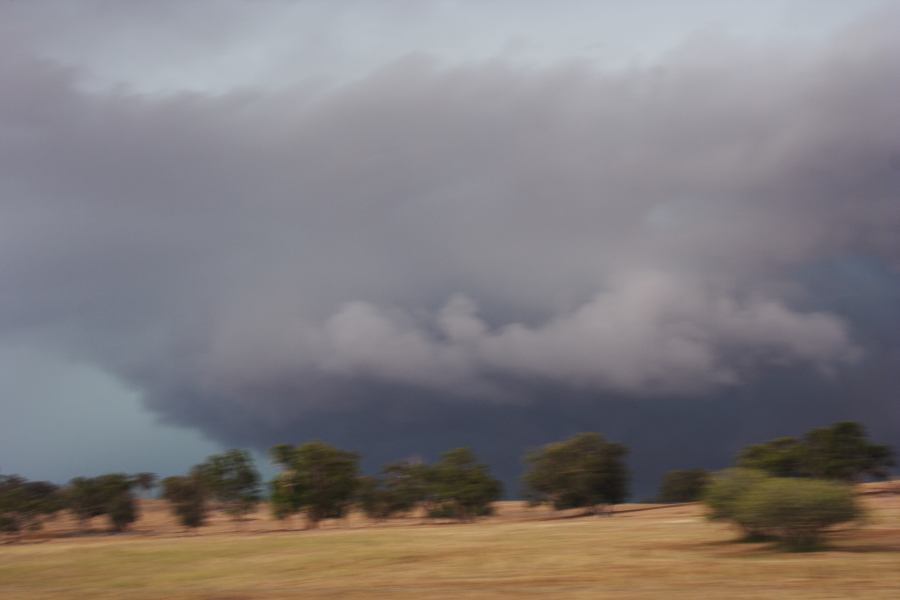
2 421 893 549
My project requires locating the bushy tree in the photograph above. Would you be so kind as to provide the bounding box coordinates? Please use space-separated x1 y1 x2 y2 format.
193 449 261 523
355 467 428 521
355 475 395 521
656 469 709 503
65 473 152 532
737 437 804 478
270 441 360 528
802 422 894 480
523 432 628 514
428 448 502 521
161 475 208 531
703 468 771 538
385 460 432 512
66 476 109 527
269 471 304 523
107 492 137 532
0 475 63 538
734 478 860 550
736 422 894 481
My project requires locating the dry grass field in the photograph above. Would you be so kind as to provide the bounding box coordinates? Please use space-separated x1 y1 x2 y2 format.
2 487 900 599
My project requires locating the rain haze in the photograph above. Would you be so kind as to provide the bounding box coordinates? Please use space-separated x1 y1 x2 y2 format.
1 0 899 497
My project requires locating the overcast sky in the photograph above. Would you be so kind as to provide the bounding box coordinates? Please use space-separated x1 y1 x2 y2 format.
1 0 898 497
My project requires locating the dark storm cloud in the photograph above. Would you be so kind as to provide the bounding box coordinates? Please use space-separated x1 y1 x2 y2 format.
2 5 899 494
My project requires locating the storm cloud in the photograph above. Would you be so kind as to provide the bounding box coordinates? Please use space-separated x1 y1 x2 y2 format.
2 2 899 494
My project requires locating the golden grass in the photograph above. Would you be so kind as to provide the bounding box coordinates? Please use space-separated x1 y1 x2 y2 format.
2 493 900 599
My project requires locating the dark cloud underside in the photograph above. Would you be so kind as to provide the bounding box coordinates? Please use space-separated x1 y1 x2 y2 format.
2 3 899 494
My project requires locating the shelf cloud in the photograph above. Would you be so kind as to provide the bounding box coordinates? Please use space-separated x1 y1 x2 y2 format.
2 2 899 492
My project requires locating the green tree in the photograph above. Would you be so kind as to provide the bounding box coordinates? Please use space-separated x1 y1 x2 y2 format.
66 476 109 528
355 475 395 521
736 437 805 477
0 475 63 538
193 449 261 523
656 469 709 503
161 475 208 531
523 432 628 515
107 493 137 532
734 478 860 550
801 422 894 480
355 459 435 522
270 441 360 528
428 448 502 521
269 471 304 524
702 468 770 539
65 473 151 532
382 459 432 516
736 422 894 481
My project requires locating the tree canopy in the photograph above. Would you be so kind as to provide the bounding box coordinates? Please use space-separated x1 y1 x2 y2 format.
0 475 63 536
193 449 261 522
65 473 154 532
737 422 894 481
523 432 628 513
270 441 360 528
161 475 208 530
428 448 502 521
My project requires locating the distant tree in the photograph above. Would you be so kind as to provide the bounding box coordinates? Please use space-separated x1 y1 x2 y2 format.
269 471 304 524
66 476 109 528
734 478 860 551
381 459 432 516
523 432 628 515
801 422 894 480
161 475 208 531
193 449 261 523
355 459 435 522
0 475 63 538
428 448 502 521
65 473 149 532
107 492 137 532
737 437 805 478
702 468 772 540
99 474 147 532
656 469 710 503
270 441 360 529
355 475 394 521
736 422 894 481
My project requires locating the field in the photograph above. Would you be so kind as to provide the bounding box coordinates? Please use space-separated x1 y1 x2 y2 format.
3 489 900 599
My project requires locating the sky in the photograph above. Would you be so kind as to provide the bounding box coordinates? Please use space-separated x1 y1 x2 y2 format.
1 0 899 498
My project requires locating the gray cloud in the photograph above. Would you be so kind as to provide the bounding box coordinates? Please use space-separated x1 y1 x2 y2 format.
2 4 899 493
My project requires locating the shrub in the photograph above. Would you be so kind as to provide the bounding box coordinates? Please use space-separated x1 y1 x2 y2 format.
736 422 894 481
734 478 859 551
703 468 770 538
